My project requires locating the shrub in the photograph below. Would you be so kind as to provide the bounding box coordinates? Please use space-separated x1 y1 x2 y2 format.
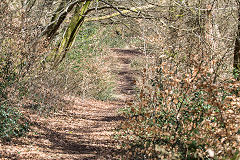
119 60 240 159
0 103 30 141
54 22 118 101
0 1 49 140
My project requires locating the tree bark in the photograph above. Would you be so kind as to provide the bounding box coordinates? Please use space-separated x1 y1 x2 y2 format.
43 0 73 39
53 0 92 67
233 1 240 75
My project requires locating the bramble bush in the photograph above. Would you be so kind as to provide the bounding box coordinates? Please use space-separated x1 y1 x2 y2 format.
119 58 240 159
0 1 48 140
0 59 30 141
0 103 30 141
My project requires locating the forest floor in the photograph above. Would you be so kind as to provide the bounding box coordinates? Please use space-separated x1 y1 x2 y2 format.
0 48 143 160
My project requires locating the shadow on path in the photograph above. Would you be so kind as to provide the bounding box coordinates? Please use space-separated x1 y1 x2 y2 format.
0 48 142 160
111 48 143 101
111 48 144 56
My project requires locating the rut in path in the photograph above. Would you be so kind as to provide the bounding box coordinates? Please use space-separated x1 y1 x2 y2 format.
0 48 143 160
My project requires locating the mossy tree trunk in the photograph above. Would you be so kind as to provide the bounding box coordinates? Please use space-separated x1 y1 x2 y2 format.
42 0 154 67
53 0 92 67
41 0 76 40
45 0 71 39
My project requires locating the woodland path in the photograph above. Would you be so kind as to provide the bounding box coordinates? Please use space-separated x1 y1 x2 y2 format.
0 48 143 160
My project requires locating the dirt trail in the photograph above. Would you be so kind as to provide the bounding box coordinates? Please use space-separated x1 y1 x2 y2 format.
0 48 142 160
111 48 143 102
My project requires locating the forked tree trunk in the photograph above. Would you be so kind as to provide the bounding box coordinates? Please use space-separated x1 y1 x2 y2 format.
42 0 74 40
233 1 240 75
53 0 92 67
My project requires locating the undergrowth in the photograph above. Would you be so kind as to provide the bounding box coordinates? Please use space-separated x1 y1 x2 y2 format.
0 103 30 141
118 57 240 159
0 4 127 141
58 22 124 100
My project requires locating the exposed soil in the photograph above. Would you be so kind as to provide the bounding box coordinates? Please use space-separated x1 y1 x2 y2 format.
110 48 143 102
0 48 142 160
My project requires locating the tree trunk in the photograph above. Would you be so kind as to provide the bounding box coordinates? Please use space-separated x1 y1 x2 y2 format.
233 1 240 76
53 0 92 67
43 0 74 39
